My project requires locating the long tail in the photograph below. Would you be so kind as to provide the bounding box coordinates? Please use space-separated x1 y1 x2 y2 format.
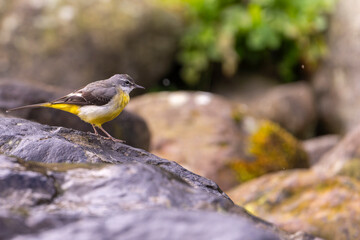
6 103 50 112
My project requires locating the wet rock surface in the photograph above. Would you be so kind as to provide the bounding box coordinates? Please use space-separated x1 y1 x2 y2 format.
0 117 317 240
0 81 150 150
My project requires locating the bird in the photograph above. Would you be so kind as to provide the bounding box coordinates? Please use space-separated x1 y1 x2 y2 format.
6 74 144 142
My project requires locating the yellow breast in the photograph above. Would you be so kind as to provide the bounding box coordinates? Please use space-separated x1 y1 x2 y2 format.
77 90 130 126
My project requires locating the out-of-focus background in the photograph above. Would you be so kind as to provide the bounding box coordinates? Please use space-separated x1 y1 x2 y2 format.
1 0 360 239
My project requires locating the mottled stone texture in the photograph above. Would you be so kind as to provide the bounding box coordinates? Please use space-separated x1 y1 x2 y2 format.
229 170 360 240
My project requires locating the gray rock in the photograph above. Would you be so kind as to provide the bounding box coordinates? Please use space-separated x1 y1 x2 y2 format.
302 135 340 166
0 155 56 208
13 210 280 240
0 117 320 240
312 0 360 134
0 211 33 240
0 155 80 240
46 163 231 215
0 116 229 202
0 81 150 150
0 209 79 240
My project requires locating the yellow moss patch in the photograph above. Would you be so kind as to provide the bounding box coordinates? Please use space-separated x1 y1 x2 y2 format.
229 120 308 182
230 173 360 240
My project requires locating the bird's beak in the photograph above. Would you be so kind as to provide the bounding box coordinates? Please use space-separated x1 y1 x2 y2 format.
135 83 145 89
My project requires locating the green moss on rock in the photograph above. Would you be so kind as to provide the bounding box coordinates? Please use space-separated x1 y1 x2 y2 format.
229 120 309 182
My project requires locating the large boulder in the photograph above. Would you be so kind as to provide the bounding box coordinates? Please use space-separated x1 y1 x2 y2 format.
0 0 182 89
228 170 360 240
313 0 360 134
0 80 150 150
127 91 309 190
0 116 221 197
0 117 316 240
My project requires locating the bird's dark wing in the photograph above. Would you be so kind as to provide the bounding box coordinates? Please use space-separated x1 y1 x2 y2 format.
51 83 117 106
81 86 117 106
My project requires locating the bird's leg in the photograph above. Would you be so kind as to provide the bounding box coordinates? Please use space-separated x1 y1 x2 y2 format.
91 124 100 136
97 125 125 143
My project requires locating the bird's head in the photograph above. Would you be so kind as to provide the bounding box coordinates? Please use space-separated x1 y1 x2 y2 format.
110 74 144 94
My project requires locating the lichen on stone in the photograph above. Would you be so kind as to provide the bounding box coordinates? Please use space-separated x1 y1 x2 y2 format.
229 120 309 182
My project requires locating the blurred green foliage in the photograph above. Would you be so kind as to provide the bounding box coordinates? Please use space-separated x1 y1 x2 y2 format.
162 0 335 86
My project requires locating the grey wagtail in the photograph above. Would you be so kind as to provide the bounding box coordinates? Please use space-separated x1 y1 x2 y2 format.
6 74 144 142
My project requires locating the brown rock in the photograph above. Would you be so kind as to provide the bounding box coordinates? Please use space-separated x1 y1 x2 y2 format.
302 135 340 166
248 82 317 139
127 91 308 190
313 0 360 133
228 170 360 240
214 74 317 139
314 125 360 179
0 80 150 150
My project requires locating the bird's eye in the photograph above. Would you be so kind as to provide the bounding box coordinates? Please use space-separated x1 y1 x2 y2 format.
125 81 130 85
